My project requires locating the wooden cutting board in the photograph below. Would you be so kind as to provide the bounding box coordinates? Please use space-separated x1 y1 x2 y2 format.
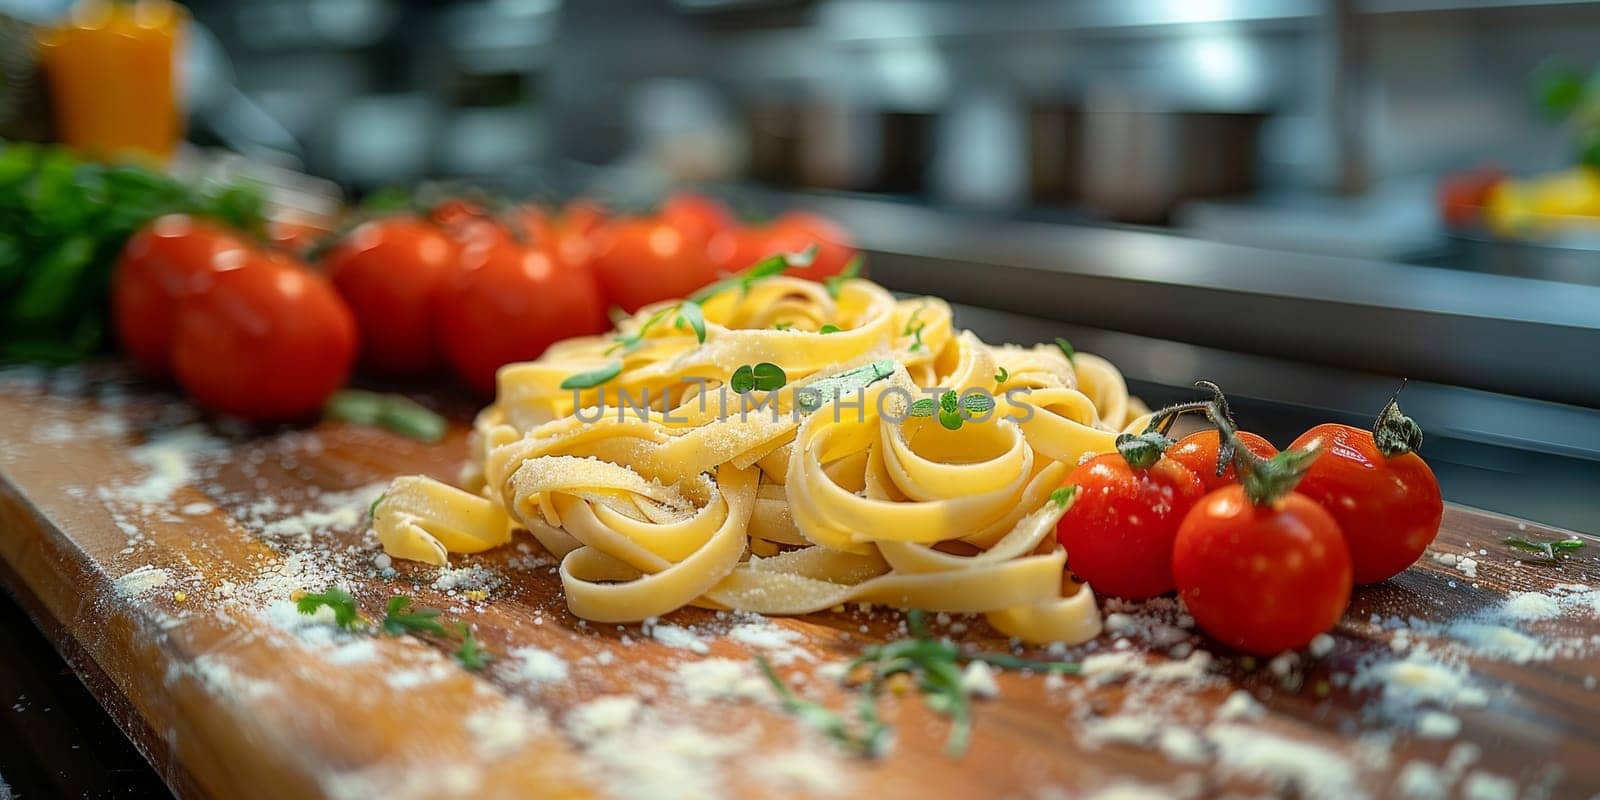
1 365 1598 800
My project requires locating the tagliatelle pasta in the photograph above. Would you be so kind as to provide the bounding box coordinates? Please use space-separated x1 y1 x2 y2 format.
373 273 1150 644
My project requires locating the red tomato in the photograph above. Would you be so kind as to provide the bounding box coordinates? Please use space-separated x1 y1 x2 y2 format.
765 211 857 281
1289 424 1444 584
587 218 720 313
430 198 513 250
559 199 609 238
707 225 777 275
435 242 609 395
323 217 459 376
659 192 733 244
1173 485 1352 655
1056 454 1206 599
515 204 596 275
1166 429 1279 493
112 215 254 376
171 254 358 421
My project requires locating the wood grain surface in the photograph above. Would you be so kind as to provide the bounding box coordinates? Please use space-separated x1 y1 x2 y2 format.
1 365 1597 800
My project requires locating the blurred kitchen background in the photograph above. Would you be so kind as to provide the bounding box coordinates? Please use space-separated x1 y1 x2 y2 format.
2 0 1598 534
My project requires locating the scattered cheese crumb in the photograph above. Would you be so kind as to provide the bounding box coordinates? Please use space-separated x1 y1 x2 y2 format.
960 661 1000 699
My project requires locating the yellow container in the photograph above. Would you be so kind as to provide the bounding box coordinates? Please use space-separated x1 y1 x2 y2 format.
36 0 187 163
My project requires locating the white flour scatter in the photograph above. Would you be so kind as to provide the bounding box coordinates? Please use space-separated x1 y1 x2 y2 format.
1205 723 1360 800
671 658 770 705
959 661 1001 699
1414 710 1461 740
1461 770 1517 800
432 564 503 594
113 565 170 599
387 661 457 690
1501 591 1561 621
563 696 751 800
187 654 277 702
643 618 710 654
465 701 548 758
724 615 812 665
1351 649 1489 714
112 425 223 505
1215 690 1265 722
245 482 386 544
759 749 849 796
504 645 569 686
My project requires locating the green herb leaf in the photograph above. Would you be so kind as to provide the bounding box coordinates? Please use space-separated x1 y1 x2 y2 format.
938 408 964 431
758 656 887 757
823 255 863 299
993 366 1009 383
907 398 937 418
752 362 788 391
368 492 386 523
796 360 897 413
690 246 815 304
819 324 842 334
297 587 361 630
1504 535 1586 562
324 391 447 443
676 301 708 345
382 596 448 637
1055 338 1076 364
454 623 491 670
1049 485 1077 508
561 361 623 390
729 364 756 394
773 321 794 331
960 393 995 416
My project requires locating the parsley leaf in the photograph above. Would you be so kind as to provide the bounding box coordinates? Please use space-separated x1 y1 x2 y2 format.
297 586 361 630
454 623 491 670
1504 535 1586 562
382 596 448 637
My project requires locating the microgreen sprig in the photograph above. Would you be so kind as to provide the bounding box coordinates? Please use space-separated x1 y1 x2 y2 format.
690 245 817 304
296 586 362 630
382 596 449 637
906 391 995 430
764 609 1080 758
454 623 491 670
1054 338 1075 364
823 255 863 300
730 362 788 393
560 361 623 391
1504 535 1586 562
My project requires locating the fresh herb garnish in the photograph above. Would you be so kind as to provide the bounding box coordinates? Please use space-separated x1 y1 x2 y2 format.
1049 485 1077 508
368 492 386 524
381 596 449 637
1504 535 1586 562
607 304 678 354
765 609 1078 758
994 366 1009 383
296 586 361 630
730 362 788 393
773 321 794 331
675 301 708 345
324 390 448 443
560 361 623 390
823 255 863 300
903 306 927 353
690 245 817 304
1054 338 1076 364
819 324 842 334
797 360 897 413
454 623 491 670
758 656 887 757
907 391 993 429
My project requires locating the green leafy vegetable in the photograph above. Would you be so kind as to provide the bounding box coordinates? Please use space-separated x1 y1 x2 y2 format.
381 596 448 637
1504 535 1586 562
324 390 448 443
0 142 267 364
454 623 491 670
561 361 624 390
297 586 361 630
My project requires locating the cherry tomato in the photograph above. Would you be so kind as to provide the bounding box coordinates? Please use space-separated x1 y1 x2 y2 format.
1173 485 1352 655
515 204 596 276
659 192 733 244
323 217 459 376
435 242 609 395
171 253 358 421
112 215 253 375
1166 429 1279 493
587 217 720 313
1055 454 1206 599
559 199 609 238
707 225 777 275
765 211 857 281
430 198 514 250
1289 423 1444 584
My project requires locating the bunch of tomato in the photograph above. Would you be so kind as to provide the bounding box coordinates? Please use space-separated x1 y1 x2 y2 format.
1054 390 1443 655
110 192 858 420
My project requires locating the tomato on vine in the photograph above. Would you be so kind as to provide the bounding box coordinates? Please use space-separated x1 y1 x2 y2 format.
1289 394 1443 585
1167 429 1278 492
